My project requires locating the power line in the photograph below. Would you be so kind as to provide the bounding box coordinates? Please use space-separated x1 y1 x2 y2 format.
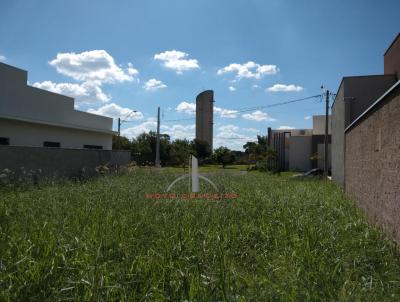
162 117 196 123
162 94 322 123
230 94 322 113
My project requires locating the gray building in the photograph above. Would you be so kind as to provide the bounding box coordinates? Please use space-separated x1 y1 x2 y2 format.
331 34 399 187
267 115 331 172
195 90 214 150
0 63 115 150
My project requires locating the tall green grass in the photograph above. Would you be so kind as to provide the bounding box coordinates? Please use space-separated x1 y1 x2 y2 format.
0 169 399 301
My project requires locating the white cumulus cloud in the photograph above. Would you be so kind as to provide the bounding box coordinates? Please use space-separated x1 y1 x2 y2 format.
217 61 278 79
176 101 196 115
243 127 260 133
161 124 195 140
214 124 256 150
49 50 137 83
214 106 238 118
175 102 238 118
267 84 303 92
228 86 236 91
32 80 110 105
143 78 167 91
217 125 241 137
304 116 312 120
277 125 295 130
127 62 139 76
121 118 158 138
0 54 6 61
242 110 276 122
154 50 199 73
87 103 143 120
121 119 195 141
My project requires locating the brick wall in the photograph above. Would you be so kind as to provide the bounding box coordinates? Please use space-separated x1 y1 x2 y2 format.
345 86 400 242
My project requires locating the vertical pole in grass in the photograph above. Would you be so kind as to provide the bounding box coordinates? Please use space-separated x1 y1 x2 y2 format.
188 154 191 192
192 155 200 192
155 107 161 168
324 90 329 178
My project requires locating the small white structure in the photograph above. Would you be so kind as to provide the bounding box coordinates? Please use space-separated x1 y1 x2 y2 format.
166 155 218 193
0 63 114 150
191 155 200 192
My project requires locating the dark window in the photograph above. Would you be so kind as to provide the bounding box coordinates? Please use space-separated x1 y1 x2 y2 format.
0 137 10 145
43 141 60 148
84 144 103 150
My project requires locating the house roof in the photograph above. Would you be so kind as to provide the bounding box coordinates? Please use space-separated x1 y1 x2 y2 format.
0 113 116 135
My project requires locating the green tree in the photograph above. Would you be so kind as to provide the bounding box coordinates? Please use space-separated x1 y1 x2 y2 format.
133 131 171 165
243 136 268 163
169 139 191 170
243 135 277 171
112 135 132 150
213 146 235 168
192 139 212 160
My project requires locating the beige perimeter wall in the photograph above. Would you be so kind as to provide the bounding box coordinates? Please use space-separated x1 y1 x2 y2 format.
345 87 400 242
0 146 130 179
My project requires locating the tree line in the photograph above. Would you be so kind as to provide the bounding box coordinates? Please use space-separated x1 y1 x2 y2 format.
113 132 277 170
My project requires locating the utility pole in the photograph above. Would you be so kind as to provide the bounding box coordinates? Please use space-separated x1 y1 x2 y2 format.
155 107 161 168
117 118 121 136
324 90 329 177
117 117 121 149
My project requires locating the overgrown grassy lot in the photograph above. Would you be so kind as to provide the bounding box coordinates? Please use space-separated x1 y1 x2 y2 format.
1 169 400 301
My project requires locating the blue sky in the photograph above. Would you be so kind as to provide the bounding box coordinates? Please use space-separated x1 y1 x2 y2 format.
0 0 399 150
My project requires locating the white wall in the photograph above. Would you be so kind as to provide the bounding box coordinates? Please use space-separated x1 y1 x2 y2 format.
0 118 112 150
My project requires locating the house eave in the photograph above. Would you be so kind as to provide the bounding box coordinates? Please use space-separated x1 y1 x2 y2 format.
0 114 116 135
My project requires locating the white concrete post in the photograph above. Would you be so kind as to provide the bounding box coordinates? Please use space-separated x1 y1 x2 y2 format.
191 155 199 192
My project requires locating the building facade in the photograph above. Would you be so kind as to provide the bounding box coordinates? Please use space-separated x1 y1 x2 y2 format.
267 115 331 172
195 90 214 150
0 63 114 150
331 75 396 186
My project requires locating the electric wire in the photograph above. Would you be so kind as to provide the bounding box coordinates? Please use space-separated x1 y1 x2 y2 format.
162 94 322 123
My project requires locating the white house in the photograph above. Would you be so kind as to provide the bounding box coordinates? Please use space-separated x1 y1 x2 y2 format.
0 63 115 150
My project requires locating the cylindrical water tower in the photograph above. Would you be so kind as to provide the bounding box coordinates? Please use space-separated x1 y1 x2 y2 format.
195 90 214 150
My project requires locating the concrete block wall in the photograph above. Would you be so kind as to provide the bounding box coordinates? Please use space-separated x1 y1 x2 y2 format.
345 87 400 242
0 146 131 180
